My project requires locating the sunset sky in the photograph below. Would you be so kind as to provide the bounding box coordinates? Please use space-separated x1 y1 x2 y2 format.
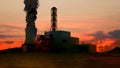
0 0 120 52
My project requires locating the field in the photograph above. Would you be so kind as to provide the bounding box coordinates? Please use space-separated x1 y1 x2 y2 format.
0 52 120 68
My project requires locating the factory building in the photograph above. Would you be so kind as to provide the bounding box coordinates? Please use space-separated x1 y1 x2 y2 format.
45 31 79 45
22 6 97 53
36 7 79 52
22 6 80 52
37 30 79 52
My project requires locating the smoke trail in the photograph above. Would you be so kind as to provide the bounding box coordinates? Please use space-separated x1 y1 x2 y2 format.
24 0 39 24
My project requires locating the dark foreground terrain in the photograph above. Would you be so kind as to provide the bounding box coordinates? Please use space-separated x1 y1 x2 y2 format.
0 52 120 68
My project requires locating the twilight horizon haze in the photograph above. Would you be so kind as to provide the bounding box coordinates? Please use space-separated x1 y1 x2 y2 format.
0 0 120 52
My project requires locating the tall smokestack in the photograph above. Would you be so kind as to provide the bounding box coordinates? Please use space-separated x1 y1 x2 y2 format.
51 7 57 31
23 0 39 52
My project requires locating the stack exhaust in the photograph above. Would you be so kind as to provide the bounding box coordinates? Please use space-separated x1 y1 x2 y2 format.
22 0 39 52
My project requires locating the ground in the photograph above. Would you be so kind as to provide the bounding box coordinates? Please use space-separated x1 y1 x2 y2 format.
0 52 120 68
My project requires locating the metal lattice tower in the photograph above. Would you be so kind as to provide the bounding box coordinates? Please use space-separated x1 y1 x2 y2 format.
51 7 57 31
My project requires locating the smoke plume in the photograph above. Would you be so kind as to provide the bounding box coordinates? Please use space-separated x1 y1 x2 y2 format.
24 0 39 24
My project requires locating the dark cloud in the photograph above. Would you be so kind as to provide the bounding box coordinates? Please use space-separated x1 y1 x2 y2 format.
87 30 120 42
108 30 120 39
0 24 24 35
0 41 14 45
0 34 23 39
87 31 108 41
3 41 14 44
0 24 24 39
0 24 22 29
0 35 6 38
108 30 120 46
0 35 15 38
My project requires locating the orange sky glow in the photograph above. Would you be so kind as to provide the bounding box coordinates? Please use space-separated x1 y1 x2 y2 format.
92 38 116 52
0 0 120 52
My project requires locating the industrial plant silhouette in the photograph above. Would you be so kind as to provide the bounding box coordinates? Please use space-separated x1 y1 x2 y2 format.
20 0 97 53
22 6 81 52
1 1 120 68
1 0 119 53
0 0 118 54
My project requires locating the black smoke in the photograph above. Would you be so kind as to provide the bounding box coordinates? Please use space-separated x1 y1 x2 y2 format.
24 0 39 24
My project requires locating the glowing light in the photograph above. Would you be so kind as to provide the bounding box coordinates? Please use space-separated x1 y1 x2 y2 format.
0 41 23 50
95 38 115 52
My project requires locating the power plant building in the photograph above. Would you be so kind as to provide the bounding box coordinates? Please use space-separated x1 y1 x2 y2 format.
22 7 79 52
37 7 79 52
37 30 79 51
45 31 79 45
